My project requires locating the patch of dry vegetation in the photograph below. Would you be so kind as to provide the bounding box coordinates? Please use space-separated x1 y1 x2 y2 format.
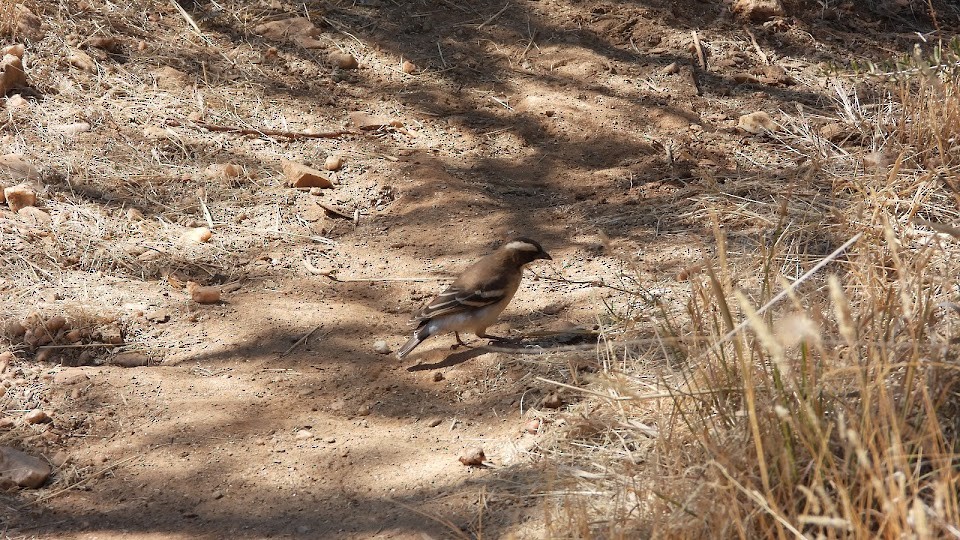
544 39 960 538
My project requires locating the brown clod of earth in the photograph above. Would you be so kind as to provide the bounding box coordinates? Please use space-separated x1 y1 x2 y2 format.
282 160 334 188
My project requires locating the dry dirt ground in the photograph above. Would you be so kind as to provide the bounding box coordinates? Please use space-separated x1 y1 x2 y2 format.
1 1 957 538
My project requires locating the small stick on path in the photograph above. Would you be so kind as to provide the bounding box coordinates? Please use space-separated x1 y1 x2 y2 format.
478 3 510 30
165 119 358 140
743 26 769 64
280 325 322 358
691 30 707 70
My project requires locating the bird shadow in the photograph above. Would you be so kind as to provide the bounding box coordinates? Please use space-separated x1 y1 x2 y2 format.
406 347 489 371
406 331 601 371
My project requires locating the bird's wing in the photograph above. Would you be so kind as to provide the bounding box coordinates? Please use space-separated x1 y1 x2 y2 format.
412 270 514 322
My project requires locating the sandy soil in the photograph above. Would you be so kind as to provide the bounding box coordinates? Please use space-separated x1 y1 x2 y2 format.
1 0 955 538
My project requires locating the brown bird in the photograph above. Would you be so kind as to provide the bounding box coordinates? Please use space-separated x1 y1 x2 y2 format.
396 238 552 359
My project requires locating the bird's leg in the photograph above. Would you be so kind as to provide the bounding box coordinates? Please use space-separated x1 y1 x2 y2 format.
451 332 471 350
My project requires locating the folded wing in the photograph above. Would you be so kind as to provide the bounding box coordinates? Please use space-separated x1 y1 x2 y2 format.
411 272 511 323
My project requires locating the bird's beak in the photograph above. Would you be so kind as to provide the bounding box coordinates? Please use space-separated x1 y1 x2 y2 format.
540 252 553 261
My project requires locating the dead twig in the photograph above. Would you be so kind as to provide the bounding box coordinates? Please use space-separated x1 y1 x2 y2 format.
691 30 707 70
197 187 214 229
280 325 322 358
23 452 144 507
329 275 449 283
478 3 510 30
743 26 769 65
164 119 358 140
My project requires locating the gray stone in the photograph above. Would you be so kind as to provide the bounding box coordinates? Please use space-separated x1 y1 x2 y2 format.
0 446 51 488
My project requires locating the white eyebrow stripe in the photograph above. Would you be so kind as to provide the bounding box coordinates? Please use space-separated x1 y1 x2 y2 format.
505 241 539 252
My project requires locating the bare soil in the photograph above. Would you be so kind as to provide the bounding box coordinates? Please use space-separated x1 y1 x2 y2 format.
1 0 956 538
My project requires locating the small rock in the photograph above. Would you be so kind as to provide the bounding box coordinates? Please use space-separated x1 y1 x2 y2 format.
401 60 417 74
0 154 40 183
0 54 27 95
24 410 51 424
254 18 324 48
4 93 28 113
661 61 680 75
4 183 37 212
295 429 313 440
212 490 224 500
17 206 50 227
44 316 67 333
52 122 92 136
153 66 191 90
819 121 855 142
282 160 333 189
459 446 486 467
428 417 443 428
1 44 24 59
325 437 336 444
0 418 13 429
111 352 149 368
181 227 212 244
88 36 121 52
204 163 243 182
348 111 402 131
732 0 785 21
145 309 171 323
373 340 391 355
737 111 776 134
67 49 96 72
676 264 704 282
98 324 123 345
356 404 371 416
759 64 791 85
432 371 444 382
0 350 14 367
188 283 221 304
142 125 168 139
0 446 51 488
542 393 564 409
53 368 89 385
138 250 164 262
329 52 358 70
12 5 43 40
323 155 343 171
524 418 542 434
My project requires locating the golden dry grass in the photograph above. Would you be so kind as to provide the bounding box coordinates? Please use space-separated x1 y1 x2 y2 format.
544 39 960 539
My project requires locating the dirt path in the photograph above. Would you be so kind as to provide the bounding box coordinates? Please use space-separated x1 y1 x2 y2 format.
1 0 952 538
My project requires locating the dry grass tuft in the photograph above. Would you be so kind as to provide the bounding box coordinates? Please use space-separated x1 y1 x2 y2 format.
0 0 19 39
544 41 960 538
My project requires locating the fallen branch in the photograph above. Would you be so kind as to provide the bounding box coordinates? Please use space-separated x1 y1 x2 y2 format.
478 2 510 30
280 325 322 358
164 118 358 140
743 26 769 65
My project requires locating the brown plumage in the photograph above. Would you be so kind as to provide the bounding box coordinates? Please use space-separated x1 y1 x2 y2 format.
396 238 552 359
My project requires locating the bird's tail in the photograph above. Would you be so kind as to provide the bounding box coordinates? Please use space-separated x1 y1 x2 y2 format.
396 324 431 359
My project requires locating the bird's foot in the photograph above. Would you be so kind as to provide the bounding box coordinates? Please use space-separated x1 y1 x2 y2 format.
451 332 473 350
480 334 518 344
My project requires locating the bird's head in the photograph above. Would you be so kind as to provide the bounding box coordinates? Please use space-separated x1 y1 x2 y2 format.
502 237 552 265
